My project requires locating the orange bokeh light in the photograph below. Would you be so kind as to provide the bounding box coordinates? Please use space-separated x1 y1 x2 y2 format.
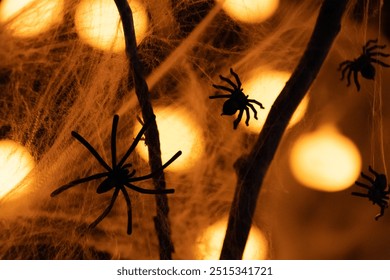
75 0 148 52
197 217 268 260
289 125 362 192
241 69 308 132
0 140 35 199
216 0 279 23
135 107 204 172
0 0 64 37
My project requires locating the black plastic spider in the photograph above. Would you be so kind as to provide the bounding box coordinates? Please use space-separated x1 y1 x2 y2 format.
209 68 265 129
351 165 390 220
338 39 390 91
51 114 182 235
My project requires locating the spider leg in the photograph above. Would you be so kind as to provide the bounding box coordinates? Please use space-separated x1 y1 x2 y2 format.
111 115 119 168
353 70 360 91
233 109 244 129
381 198 390 205
122 163 135 175
125 183 174 194
364 39 378 51
121 163 137 179
367 51 390 58
246 103 258 120
71 131 112 171
219 74 238 90
120 187 133 235
229 68 242 89
371 58 390 68
368 165 380 177
88 187 120 230
248 99 265 109
128 169 136 177
339 63 351 80
50 172 110 197
338 60 352 71
366 43 387 53
351 192 369 198
345 68 352 86
355 181 372 190
127 151 182 183
361 171 375 184
375 206 385 221
118 115 156 167
212 84 235 95
244 107 251 126
209 94 232 99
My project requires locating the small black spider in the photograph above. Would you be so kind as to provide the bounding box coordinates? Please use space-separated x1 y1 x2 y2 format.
338 39 390 91
351 165 390 220
51 114 182 235
209 68 265 129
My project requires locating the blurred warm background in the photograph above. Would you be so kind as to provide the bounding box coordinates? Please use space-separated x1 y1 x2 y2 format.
0 0 390 259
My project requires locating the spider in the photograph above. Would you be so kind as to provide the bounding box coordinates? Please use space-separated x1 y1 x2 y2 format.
351 165 390 220
338 39 390 91
209 68 265 129
51 114 182 235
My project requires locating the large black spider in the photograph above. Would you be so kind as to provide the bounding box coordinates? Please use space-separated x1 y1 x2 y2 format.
351 165 390 220
338 39 390 91
209 68 265 129
51 114 182 235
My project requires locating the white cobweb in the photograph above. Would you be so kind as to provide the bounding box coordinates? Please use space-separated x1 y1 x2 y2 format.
1 0 390 260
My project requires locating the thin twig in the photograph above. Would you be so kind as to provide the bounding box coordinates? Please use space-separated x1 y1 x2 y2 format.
220 0 350 260
113 0 174 259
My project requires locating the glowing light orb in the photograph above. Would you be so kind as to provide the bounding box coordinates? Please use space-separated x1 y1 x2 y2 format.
75 0 148 52
197 218 268 260
242 70 308 133
216 0 279 23
0 140 35 199
289 126 362 192
135 107 204 172
0 0 64 37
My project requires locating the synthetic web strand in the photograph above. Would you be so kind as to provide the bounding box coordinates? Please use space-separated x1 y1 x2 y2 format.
370 2 388 177
113 0 175 260
220 0 350 260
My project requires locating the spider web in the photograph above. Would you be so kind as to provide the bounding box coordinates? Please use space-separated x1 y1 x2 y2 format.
365 0 389 178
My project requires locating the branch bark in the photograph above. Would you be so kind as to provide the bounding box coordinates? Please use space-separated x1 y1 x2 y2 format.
113 0 174 260
220 0 350 260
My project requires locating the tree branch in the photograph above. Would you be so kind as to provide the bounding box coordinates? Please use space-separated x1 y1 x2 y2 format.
220 0 350 260
113 0 174 260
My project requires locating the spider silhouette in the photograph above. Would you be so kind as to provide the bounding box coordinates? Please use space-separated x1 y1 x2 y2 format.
338 39 390 91
209 68 265 129
51 114 182 235
351 165 390 220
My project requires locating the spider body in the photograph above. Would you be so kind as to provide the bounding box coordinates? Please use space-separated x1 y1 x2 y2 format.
51 115 181 234
222 93 248 115
355 55 376 80
96 164 134 194
209 68 264 129
351 165 390 220
338 39 390 91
